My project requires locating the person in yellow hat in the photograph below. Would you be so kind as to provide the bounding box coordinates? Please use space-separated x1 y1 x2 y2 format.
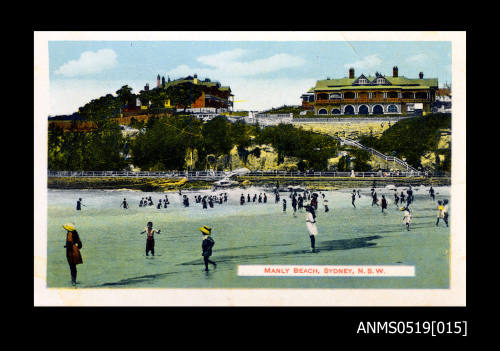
62 223 83 286
436 200 445 226
200 226 216 271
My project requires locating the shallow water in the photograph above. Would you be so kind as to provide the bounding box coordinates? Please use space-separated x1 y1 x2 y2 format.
47 186 450 289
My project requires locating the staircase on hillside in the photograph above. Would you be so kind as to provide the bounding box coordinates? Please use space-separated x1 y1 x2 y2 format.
337 137 418 172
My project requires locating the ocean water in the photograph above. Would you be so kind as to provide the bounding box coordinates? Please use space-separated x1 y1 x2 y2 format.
46 185 451 289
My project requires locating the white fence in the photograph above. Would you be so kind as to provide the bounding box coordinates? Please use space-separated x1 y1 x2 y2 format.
48 170 435 179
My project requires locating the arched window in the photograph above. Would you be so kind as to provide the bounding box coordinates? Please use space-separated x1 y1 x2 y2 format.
373 105 384 114
358 78 368 85
344 105 354 115
376 78 386 85
331 108 341 115
329 93 342 99
388 104 398 113
358 105 369 114
317 108 328 115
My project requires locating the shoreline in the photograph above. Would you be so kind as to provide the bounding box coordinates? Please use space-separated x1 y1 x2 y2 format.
47 176 451 192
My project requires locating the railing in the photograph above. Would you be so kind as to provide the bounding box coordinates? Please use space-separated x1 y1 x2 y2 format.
247 170 430 177
48 170 438 178
293 116 414 123
337 137 419 172
315 98 429 104
47 170 227 179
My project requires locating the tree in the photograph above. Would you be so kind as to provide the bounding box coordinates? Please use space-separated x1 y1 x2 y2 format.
166 82 204 112
130 115 202 171
116 85 134 107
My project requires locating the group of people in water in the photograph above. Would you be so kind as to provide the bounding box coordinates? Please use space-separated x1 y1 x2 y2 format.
66 185 449 286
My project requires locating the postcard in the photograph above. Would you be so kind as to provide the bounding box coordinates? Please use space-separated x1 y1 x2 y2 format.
34 31 466 306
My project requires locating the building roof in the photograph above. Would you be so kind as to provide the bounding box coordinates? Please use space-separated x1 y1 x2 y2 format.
314 75 438 91
161 76 231 92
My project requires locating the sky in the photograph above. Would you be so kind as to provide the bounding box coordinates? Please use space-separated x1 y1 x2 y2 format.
48 41 452 116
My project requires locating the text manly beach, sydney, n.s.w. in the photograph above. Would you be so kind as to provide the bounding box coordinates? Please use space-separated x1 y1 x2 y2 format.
237 265 415 277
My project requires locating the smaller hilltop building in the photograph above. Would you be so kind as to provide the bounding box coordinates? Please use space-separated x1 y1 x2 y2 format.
145 74 234 112
303 67 438 116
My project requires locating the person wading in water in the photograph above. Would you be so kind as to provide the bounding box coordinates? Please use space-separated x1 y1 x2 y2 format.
120 198 129 209
200 226 216 272
62 223 83 286
140 222 161 256
381 195 388 213
76 198 86 211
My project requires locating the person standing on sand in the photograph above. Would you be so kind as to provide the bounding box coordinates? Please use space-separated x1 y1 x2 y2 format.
247 194 250 203
76 198 86 211
402 206 411 231
120 198 129 209
305 203 319 253
200 226 216 272
357 189 361 198
140 221 161 256
264 193 267 203
62 223 83 286
240 194 245 205
351 190 356 208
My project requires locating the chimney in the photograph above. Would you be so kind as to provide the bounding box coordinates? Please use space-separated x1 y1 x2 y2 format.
349 67 355 79
393 66 398 77
419 72 424 79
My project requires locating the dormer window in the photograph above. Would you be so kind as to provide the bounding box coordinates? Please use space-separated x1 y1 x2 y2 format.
376 77 386 85
358 78 368 85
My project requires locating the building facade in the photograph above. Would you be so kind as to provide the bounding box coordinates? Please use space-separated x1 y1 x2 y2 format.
161 74 234 111
303 67 438 116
